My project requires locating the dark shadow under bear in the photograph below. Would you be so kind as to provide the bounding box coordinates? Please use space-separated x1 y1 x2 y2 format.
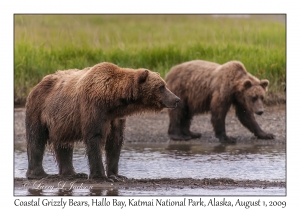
25 62 180 181
165 60 274 143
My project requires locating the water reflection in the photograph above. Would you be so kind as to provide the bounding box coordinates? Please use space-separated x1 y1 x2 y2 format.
119 143 285 181
27 188 43 196
212 144 227 153
22 187 119 196
15 142 286 196
163 142 285 156
105 188 119 196
166 144 193 153
56 189 73 196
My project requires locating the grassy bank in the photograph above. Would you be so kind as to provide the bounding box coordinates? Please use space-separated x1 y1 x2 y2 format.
14 15 286 105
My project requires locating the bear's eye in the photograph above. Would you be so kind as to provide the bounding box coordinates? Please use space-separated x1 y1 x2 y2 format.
159 85 165 92
252 96 258 102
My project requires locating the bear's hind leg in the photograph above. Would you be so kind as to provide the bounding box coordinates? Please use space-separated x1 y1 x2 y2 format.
54 145 87 178
181 112 202 139
26 123 48 179
83 119 111 181
211 100 236 144
85 135 108 181
168 102 193 141
105 119 127 182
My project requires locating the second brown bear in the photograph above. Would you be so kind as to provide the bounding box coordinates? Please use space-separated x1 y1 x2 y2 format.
165 60 274 143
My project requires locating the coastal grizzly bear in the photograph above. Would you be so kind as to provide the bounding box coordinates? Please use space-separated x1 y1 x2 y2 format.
165 60 274 143
25 62 180 181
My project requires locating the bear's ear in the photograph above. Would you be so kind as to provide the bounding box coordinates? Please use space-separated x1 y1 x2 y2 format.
260 79 269 90
137 69 149 84
243 79 252 90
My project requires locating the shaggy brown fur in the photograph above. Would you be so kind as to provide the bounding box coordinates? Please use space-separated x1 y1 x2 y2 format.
165 60 274 143
25 62 180 181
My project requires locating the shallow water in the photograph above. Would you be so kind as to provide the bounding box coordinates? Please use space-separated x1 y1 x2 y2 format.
14 142 286 196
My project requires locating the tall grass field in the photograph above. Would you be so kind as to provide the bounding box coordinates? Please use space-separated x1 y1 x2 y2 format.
14 15 286 105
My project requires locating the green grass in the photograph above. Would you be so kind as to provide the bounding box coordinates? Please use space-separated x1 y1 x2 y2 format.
14 14 286 104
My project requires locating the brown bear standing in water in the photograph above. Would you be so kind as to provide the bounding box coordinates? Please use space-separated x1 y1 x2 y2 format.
165 60 274 143
25 62 180 181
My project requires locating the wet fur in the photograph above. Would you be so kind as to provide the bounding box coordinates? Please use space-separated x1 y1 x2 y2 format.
25 62 179 180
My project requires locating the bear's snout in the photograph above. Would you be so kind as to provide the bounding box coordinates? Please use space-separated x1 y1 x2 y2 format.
173 97 181 108
161 87 180 109
162 96 180 108
169 96 180 107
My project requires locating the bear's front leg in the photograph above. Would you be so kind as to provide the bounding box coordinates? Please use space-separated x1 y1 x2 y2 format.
235 105 274 140
105 119 128 182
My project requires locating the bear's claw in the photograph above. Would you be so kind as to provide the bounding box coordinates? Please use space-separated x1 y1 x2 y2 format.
108 175 127 182
73 173 88 179
26 171 48 180
189 132 202 139
256 133 275 140
218 135 237 144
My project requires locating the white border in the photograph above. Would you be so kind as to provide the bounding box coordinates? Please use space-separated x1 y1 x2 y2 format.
3 0 298 209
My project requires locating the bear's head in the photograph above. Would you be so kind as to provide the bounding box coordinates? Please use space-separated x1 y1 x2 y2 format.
242 79 269 115
135 69 180 110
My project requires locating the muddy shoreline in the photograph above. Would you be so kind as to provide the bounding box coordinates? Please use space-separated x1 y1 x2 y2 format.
14 105 286 195
14 177 285 195
14 105 286 144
